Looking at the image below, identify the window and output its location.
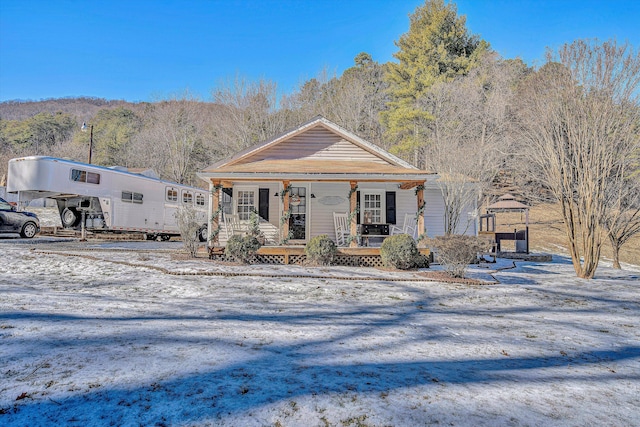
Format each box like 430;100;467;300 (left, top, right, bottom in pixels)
236;189;256;221
182;191;193;205
70;168;100;185
122;191;143;204
166;187;178;202
196;193;206;206
362;192;383;224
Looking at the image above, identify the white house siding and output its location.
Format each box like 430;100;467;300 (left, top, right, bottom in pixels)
308;182;427;243
423;187;478;237
308;182;351;241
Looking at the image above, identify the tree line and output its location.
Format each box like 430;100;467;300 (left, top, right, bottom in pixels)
1;0;638;278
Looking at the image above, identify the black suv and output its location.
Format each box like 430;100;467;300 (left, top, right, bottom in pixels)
0;197;40;238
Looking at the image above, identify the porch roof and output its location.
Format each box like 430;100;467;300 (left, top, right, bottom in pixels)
198;159;435;182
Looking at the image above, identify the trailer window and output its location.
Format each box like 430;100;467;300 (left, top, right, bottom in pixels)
71;168;101;185
196;193;206;206
182;191;193;204
122;191;143;204
166;187;178;202
133;193;143;204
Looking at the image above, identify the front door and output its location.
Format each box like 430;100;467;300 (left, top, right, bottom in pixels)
288;186;307;241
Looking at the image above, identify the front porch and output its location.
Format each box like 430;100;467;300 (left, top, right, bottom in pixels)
209;245;431;267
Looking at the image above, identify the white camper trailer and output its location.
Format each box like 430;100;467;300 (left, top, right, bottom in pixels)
7;156;209;241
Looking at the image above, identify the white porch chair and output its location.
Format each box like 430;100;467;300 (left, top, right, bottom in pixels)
224;213;244;239
390;213;418;239
333;212;350;247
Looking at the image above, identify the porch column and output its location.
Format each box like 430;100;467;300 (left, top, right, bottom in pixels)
416;183;425;240
349;181;358;247
209;179;221;248
281;180;290;243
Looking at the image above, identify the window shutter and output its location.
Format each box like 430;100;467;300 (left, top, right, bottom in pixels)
259;188;269;221
386;192;396;224
356;191;361;224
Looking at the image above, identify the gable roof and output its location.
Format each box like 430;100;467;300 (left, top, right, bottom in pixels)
198;117;437;184
203;116;426;175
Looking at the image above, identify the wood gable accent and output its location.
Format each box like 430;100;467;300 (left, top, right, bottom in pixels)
205;117;418;172
233;125;388;166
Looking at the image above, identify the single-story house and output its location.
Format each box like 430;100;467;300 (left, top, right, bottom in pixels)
197;116;477;263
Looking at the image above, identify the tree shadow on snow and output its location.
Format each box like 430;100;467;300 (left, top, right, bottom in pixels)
3;284;639;426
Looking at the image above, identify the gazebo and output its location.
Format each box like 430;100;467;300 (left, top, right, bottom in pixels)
479;193;530;254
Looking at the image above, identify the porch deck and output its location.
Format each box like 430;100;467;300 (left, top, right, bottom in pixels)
209;245;431;267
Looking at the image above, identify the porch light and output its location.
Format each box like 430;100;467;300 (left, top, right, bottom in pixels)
81;122;94;164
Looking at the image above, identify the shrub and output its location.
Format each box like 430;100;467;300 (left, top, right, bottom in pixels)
247;209;266;244
414;252;431;269
427;235;490;278
176;204;201;258
225;234;261;264
305;234;337;266
380;234;420;270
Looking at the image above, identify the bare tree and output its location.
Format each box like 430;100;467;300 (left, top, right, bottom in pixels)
419;53;518;234
603;172;640;269
210;76;289;156
282;56;389;147
134;91;209;185
176;203;202;258
515;39;640;279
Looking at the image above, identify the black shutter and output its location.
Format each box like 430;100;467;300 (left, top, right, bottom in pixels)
259;188;269;221
356;191;361;224
386;192;396;224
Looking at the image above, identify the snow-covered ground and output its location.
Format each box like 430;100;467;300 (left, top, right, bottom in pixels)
0;237;639;427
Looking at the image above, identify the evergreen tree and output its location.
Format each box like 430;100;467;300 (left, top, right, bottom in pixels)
80;107;142;166
381;0;488;165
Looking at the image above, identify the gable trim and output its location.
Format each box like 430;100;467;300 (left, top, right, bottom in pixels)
206;116;417;172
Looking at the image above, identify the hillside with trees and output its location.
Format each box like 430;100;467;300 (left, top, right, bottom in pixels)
1;0;638;277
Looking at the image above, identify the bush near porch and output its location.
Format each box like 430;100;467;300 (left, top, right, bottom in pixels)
380;234;429;270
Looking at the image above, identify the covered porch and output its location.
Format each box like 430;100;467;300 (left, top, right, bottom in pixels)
203;175;431;247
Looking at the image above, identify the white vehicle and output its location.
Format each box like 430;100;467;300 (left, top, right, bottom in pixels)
6;156;209;241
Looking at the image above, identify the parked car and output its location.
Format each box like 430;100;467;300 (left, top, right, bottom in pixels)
0;197;40;238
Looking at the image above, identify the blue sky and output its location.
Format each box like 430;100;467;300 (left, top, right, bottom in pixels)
1;0;638;103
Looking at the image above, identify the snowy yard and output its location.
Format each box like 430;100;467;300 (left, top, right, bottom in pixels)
1;238;639;426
